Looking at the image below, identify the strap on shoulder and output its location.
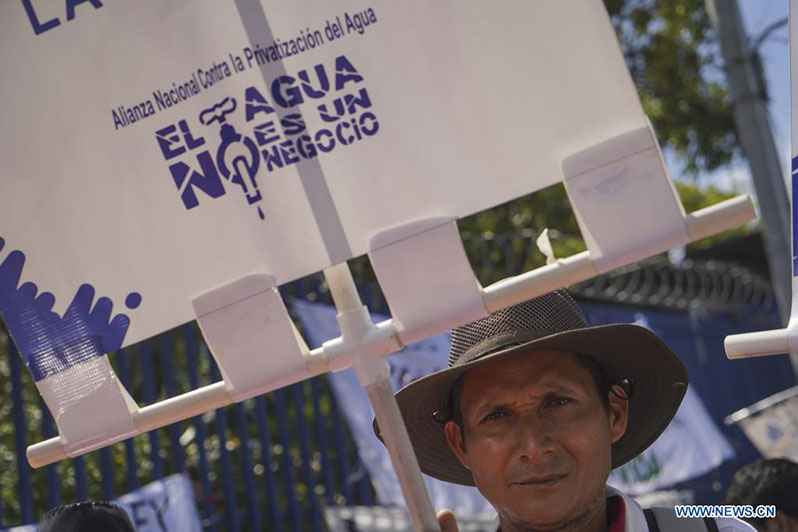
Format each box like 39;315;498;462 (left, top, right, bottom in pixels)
644;508;661;532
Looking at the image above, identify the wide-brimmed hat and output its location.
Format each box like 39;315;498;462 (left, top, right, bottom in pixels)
375;290;688;486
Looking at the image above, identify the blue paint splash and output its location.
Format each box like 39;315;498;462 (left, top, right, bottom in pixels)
0;237;141;381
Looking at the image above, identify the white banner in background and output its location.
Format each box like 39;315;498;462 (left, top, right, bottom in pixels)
293;300;495;517
607;313;734;495
0;1;647;368
2;473;201;532
608;386;735;495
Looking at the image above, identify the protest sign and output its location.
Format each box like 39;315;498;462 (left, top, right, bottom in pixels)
0;1;643;356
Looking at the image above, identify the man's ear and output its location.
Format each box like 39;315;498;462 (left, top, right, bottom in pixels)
607;384;629;444
443;421;470;470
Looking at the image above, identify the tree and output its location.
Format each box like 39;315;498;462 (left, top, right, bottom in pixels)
604;0;739;174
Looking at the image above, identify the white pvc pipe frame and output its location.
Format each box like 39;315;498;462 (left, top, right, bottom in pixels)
725;328;794;359
27;195;755;471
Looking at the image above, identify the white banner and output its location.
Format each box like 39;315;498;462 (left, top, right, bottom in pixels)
0;1;647;378
292;300;495;517
608;386;735;495
607;313;734;495
2;473;201;532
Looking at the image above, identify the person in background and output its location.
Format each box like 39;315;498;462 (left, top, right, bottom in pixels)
725;458;798;532
39;501;135;532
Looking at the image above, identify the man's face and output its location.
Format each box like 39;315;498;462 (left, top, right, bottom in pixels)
444;349;628;531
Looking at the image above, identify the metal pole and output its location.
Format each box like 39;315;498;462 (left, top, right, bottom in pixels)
706;0;798;377
323;262;440;532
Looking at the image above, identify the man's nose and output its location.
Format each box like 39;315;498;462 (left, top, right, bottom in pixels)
512;412;557;462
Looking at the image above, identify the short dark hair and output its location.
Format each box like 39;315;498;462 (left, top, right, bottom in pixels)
448;352;622;433
725;458;798;529
40;501;135;532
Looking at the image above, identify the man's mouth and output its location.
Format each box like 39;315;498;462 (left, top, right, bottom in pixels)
513;474;566;487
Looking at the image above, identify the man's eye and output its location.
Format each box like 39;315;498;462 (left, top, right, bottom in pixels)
482;410;506;422
547;397;572;407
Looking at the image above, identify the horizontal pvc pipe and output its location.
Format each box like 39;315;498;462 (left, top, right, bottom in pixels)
27;382;233;468
135;382;232;432
684;195;756;242
483;251;596;313
725;328;791;359
484;194;756;314
27;324;403;469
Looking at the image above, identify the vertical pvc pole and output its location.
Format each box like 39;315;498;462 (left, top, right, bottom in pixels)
789;0;798;360
322;263;440;532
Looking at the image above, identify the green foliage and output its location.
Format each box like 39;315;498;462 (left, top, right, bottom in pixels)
458;184;585;286
605;0;739;174
457;180;747;286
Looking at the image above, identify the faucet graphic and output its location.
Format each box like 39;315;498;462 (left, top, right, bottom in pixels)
200;97;265;220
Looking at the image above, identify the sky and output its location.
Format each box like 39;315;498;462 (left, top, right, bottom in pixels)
699;0;790;193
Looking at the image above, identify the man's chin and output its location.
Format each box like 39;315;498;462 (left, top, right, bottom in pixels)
497;484;605;532
499;511;578;532
498;495;577;530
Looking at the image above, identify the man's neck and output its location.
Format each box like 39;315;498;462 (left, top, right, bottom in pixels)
497;488;609;532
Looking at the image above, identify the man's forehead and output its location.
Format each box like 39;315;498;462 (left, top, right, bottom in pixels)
460;349;595;397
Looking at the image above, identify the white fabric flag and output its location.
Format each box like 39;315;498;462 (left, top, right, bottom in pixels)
607;385;735;495
607;313;734;495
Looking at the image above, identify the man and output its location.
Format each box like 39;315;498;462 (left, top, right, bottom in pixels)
725;458;798;531
377;290;754;532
